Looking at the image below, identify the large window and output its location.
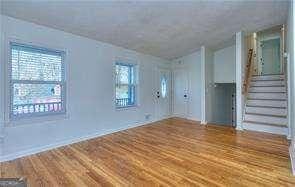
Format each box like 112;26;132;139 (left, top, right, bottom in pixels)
115;62;137;108
9;43;66;119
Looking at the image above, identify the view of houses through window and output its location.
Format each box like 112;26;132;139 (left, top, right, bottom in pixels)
115;63;136;108
10;43;65;118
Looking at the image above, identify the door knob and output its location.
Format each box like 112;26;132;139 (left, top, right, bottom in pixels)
184;94;187;98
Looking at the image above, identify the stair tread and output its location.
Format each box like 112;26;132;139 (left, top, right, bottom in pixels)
247;98;286;101
252;79;284;81
252;74;284;76
245;73;288;130
243;120;287;127
248;98;287;101
246;105;287;109
250;85;285;87
245;112;287;118
248;91;286;93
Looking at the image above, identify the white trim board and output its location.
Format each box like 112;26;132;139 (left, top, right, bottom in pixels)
201;46;206;124
235;31;245;131
0;118;166;162
289;144;295;175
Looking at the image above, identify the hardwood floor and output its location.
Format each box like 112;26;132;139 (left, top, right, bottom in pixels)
1;118;295;186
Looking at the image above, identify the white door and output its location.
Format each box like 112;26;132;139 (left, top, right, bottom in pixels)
155;68;171;119
173;69;188;118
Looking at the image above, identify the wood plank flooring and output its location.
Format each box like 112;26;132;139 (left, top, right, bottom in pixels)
1;118;295;186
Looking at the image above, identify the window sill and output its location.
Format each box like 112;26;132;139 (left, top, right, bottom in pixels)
115;105;139;111
5;112;69;127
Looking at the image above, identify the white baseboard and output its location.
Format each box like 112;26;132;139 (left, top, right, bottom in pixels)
0;118;166;162
185;117;200;123
235;126;243;131
289;142;295;175
170;115;201;123
201;120;207;125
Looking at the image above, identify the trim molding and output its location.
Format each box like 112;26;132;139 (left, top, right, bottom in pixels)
0;118;165;162
236;126;244;131
201;120;207;125
289;142;295;175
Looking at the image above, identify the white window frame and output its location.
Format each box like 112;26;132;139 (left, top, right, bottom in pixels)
8;42;67;121
115;61;138;109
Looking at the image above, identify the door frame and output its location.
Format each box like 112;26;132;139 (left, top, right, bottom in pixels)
155;67;172;120
257;34;282;75
171;68;189;119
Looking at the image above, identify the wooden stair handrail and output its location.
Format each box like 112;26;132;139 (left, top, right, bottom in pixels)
243;49;254;95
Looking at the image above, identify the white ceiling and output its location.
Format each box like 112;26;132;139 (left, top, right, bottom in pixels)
1;1;289;60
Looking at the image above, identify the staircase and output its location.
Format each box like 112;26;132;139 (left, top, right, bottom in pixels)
243;74;288;135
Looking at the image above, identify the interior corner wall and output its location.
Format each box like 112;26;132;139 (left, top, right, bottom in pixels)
287;0;295;166
0;15;171;161
0;14;4;156
292;0;295;142
287;1;294;140
213;45;236;83
211;45;236;126
211;83;236;125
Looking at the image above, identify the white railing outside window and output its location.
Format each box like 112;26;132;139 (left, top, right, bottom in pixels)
115;62;137;108
9;42;66;119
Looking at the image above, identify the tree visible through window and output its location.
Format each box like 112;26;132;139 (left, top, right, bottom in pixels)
10;43;66;119
115;63;137;108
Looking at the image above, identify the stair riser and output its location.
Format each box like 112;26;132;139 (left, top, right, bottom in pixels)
247;100;287;107
248;93;286;100
251;80;285;87
245;107;287;116
252;75;284;81
243;122;288;135
244;114;287;125
249;86;285;93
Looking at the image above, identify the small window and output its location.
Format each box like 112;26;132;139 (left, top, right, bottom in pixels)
115;62;137;108
161;76;167;98
9;43;66;119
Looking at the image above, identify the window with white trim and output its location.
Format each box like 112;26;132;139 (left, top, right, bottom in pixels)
9;42;66;119
115;62;137;108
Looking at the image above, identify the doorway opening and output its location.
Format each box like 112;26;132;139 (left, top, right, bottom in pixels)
256;25;284;75
211;83;236;127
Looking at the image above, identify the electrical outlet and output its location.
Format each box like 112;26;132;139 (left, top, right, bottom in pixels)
145;114;151;120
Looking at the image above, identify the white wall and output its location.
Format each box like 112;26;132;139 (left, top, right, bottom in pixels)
171;51;202;121
204;47;215;123
214;45;236;83
287;0;295;174
0;13;4;156
0;15;171;160
210;45;236;126
171;46;234;125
